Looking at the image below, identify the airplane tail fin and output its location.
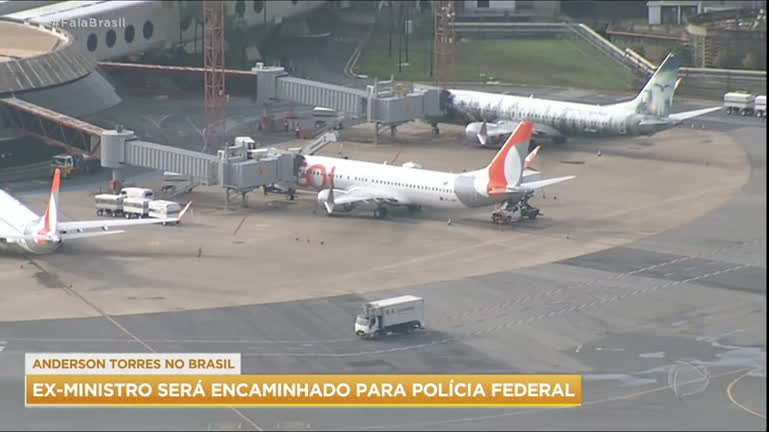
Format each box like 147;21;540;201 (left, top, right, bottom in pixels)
485;121;531;196
626;52;682;118
34;168;61;243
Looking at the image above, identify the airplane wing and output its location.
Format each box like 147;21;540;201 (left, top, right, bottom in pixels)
57;202;191;233
668;106;722;122
1;230;126;243
59;230;126;241
330;187;404;206
505;176;575;193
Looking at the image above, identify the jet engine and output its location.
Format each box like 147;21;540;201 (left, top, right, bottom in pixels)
317;189;354;214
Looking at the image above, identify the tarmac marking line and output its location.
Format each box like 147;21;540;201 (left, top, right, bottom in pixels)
233;214;249;236
343;368;752;431
726;370;767;420
25;259;265;432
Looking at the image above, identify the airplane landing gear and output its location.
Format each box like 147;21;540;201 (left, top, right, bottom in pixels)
407;205;422;213
519;191;541;220
491;193;541;224
431;124;440;136
374;206;388;219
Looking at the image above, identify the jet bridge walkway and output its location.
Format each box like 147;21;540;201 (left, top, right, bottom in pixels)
253;63;442;142
0;96;300;206
95;62;442;143
100;128;299;207
0;97;104;156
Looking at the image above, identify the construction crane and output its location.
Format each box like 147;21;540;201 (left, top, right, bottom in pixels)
203;0;226;154
433;0;456;89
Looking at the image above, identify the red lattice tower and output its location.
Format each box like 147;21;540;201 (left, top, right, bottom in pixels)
203;0;226;154
433;0;456;89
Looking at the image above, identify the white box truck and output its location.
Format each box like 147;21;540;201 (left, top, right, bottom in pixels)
149;200;182;225
94;194;124;217
354;295;424;339
754;95;766;119
723;92;755;116
123;197;151;219
120;187;154;200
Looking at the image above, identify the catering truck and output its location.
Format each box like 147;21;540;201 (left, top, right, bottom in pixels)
354;295;424;339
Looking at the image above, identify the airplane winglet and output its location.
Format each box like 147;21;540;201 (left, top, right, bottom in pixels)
477;121;488;146
524;145;541;169
177;201;192;221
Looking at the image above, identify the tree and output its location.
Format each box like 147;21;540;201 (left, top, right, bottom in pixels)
713;50;735;69
674;45;692;67
742;50;766;70
224;13;248;69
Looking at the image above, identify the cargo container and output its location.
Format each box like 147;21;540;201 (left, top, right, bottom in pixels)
94;194;124;217
123;197;151;219
723;92;755;116
149;200;182;225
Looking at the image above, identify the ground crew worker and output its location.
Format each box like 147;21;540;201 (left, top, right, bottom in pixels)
295;124;301;138
283;118;289;132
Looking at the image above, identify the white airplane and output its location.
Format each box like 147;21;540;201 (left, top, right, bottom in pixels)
294;120;574;220
0;169;191;255
425;52;721;148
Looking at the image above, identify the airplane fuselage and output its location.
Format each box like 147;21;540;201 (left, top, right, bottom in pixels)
296;155;522;210
445;89;667;139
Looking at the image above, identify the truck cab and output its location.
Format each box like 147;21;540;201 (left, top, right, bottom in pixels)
51;154;99;178
354;314;378;337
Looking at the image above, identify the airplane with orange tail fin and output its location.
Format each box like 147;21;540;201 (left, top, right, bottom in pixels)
296;120;574;221
0;168;191;254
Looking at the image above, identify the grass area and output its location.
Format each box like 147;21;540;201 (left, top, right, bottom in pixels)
356;36;642;91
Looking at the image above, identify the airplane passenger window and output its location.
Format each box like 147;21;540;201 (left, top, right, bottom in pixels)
87;34;97;52
143;20;154;40
124;25;135;43
106;29;116;48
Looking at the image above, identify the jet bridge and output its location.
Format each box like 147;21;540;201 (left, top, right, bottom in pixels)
252;64;441;143
99;128;300;207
